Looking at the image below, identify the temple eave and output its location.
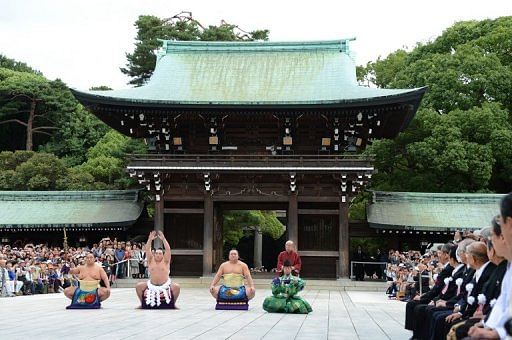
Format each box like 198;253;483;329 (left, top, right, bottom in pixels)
70;87;427;110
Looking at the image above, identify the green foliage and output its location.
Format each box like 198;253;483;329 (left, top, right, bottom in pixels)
75;130;146;188
0;151;68;190
86;130;146;159
89;86;113;91
0;150;35;169
40;105;110;166
0;55;41;75
348;192;371;220
0;68;77;151
0;131;146;190
55;167;96;191
359;16;512;193
0;67;49;97
368;103;509;192
223;210;285;246
358;50;409;88
79;155;124;185
350;238;389;256
121;13;269;86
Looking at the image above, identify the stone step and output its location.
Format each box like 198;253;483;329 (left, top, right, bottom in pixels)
112;277;387;291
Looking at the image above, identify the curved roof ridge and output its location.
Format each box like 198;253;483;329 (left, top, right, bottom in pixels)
368;190;504;230
0;190;140;202
158;38;355;47
371;190;505;201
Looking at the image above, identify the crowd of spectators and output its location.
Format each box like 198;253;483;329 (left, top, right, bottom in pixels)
0;237;148;297
403;193;512;339
384;230;491;302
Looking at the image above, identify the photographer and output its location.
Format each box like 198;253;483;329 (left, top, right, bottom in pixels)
15;260;31;295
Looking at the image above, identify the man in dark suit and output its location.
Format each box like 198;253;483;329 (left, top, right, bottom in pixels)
454;220;508;339
438;242;496;339
466;194;512;339
352;245;366;281
425;239;476;340
405;243;455;337
421;244;466;340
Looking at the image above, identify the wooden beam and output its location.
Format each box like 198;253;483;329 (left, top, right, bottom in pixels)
339;201;349;278
298;209;339;215
172;249;203;255
213;195;289;202
203;193;214;276
164;196;204;201
164;208;204;214
297;196;340;202
298;251;339;257
288;194;298;247
216;202;287;211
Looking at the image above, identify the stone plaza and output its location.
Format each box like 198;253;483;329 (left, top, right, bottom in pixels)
0;287;410;339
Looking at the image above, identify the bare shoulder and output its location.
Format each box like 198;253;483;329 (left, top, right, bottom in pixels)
239;261;249;270
219;262;227;271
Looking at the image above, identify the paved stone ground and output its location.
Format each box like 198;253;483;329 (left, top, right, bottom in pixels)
0;288;411;339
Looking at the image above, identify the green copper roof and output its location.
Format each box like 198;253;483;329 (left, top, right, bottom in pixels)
0;190;143;228
73;39;425;105
367;191;504;231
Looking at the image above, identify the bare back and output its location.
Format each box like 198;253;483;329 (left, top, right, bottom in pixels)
148;258;170;285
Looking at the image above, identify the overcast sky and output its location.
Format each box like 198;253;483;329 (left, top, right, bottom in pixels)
0;0;510;90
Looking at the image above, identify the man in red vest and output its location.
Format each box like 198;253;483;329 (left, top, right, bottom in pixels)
276;240;302;276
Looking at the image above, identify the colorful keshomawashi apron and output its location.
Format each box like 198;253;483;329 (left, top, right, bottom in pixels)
262;275;312;314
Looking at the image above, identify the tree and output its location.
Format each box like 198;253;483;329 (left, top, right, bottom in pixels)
121;12;269;86
359;17;512;193
0;151;68;190
56;167;97;191
0;54;41;75
89;86;113;91
77;130;146;188
86;129;146;159
40;105;110;166
223;210;285;246
0;68;76;151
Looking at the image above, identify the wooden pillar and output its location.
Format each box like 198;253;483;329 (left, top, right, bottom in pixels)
339;201;349;278
253;230;263;268
203;193;214;276
213;206;223;271
288;194;298;247
154;198;164;249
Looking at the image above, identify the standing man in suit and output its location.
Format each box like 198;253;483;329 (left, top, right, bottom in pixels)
353;245;366;281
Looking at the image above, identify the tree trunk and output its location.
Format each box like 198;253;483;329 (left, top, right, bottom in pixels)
25;100;36;151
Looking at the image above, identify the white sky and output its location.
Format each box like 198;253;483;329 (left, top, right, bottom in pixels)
0;0;510;90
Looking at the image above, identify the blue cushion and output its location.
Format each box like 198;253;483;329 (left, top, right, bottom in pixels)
66;288;101;309
218;285;247;302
